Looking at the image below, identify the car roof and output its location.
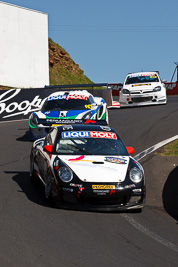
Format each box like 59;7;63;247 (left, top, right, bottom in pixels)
47;90;92;98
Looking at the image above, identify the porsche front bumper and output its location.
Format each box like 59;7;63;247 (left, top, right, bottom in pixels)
52;185;146;212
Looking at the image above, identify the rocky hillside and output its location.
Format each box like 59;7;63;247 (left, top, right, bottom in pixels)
49;38;93;85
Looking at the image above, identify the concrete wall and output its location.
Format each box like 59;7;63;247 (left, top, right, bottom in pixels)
0;1;49;88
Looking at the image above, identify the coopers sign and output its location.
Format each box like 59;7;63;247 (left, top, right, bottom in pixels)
0;88;58;121
0;89;43;119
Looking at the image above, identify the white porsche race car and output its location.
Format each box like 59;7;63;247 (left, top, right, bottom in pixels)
30;124;146;211
119;71;167;107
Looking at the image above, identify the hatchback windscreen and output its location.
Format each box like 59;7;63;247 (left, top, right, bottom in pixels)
54;131;128;156
125;74;159;85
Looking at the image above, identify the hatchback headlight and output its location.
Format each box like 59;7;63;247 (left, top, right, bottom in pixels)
153;86;161;92
129;167;143;183
58;167;73;182
122;89;130;94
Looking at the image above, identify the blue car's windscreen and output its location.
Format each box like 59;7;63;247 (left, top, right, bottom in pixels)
41;98;92;112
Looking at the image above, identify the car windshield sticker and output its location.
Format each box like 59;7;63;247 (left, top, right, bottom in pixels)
129;73;157;78
104;157;127;164
47;95;67;101
67;95;87;100
62;131;117;139
47;94;87;101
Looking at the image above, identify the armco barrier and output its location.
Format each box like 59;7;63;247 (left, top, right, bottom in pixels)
0;86;113;122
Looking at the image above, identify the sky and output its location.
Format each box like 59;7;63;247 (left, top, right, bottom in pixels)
1;0;178;83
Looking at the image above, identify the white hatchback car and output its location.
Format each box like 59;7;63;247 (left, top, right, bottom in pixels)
119;71;167;107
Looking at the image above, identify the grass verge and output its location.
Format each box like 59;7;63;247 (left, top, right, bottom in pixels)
156;139;178;156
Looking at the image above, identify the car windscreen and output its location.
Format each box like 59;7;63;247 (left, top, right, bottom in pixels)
41;96;92;112
125;74;159;85
54;131;129;156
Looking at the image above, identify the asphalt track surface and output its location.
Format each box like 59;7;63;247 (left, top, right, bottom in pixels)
0;96;178;266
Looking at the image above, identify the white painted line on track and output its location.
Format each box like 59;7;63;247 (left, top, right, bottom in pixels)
121;214;178;252
135;135;178;161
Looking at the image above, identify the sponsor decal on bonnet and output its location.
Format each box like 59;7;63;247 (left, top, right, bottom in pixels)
104;157;127;164
132;84;151;87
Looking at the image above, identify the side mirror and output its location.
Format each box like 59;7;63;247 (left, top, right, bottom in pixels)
126;146;135;155
43;145;53;153
162;79;167;83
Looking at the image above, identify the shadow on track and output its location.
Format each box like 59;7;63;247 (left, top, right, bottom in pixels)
5;170;143;214
5;170;54;208
16;130;30;142
162;166;178;222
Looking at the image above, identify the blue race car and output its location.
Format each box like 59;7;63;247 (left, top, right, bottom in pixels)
29;90;108;140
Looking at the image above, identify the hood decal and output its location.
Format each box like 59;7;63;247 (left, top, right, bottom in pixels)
132;83;151;87
42;111;60;117
59;155;129;183
68;155;85;162
104;156;128;164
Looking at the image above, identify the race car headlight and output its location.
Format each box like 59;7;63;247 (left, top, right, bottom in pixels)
122;89;130;94
83;111;92;120
129;167;143;183
58;166;73;183
153;86;161;92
